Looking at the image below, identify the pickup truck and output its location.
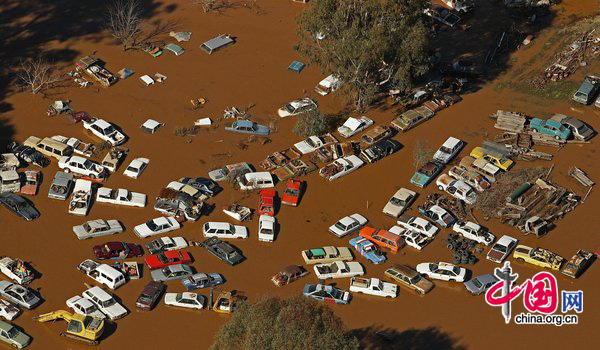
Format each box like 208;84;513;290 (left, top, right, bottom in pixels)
319;155;364;181
0;257;34;285
349;277;397;298
76;56;118;87
68;179;93;216
448;166;490;192
310;142;359;164
436;174;477;205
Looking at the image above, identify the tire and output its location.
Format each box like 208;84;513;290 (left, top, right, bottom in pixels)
461;256;470;265
453;256;461;264
468;255;477;265
447;243;455;250
461;251;469;259
63;168;70;173
89;174;96;179
461;241;468;249
531;129;537;133
438;185;444;191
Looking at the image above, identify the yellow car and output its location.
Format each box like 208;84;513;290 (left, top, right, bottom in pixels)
469;147;513;171
513;245;563;270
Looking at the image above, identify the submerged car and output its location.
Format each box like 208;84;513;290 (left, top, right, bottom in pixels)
513;245;563;270
360;139;401;163
348;237;386;264
182;273;224;290
135;281;165;311
83;118;126;146
0;281;41;309
271;265;308;287
464;274;499;295
301;246;353;265
199;237;245;266
134;217;181;238
359;227;405;254
225;120;270;135
303;284;350;304
418;204;455;228
337;116;373;138
530;118;571;140
433;137;464;164
73;219;123;240
382;188;417;217
164;292;206;310
0;320;31;349
146;236;188;254
58;155;105;178
486;235;518;264
0;194;39;221
93;241;143;260
151;264;194;282
123;157;149;179
384;264;434;295
178;177;221;197
452;221;495;245
144;250;192;269
410;161;444;188
277;98;317;118
328;213;368;238
550;114;595;141
416;262;467;282
281;178;303;206
561;250;595;278
469;147;513;171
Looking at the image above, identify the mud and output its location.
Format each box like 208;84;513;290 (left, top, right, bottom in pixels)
1;0;599;349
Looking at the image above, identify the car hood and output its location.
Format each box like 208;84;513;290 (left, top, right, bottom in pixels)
433;151;451;163
21;205;40;220
93;246;109;258
164;293;177;304
410;173;429;187
464;280;481;294
487;249;505;262
11;332;31;347
383;202;402;216
126;243;143;257
208;169;227;182
415;278;434;293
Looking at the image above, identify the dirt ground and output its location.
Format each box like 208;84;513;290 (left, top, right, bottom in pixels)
1;0;599;349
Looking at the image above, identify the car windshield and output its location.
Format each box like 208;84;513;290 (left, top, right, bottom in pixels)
83;160;94;169
576;124;589;133
101;298;115;307
306;138;318;147
146;220;158;231
284;188;298;196
494;244;507;253
439;146;452;154
83;223;91;231
103;125;116;135
22;292;35;302
284;104;295;113
127;166;137;172
6;327;18;338
157;254;169;263
334;222;347;230
390;197;404;206
471;279;482;288
410;275;422;284
329;288;343;299
452;267;461;275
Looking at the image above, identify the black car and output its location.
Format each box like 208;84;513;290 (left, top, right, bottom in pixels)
179;177;222;197
0;193;40;221
200;237;245;266
135;281;165;311
7;143;50;168
359;139;402;163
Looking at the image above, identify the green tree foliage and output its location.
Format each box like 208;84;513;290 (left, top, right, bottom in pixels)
293;109;332;138
296;0;430;110
210;295;359;350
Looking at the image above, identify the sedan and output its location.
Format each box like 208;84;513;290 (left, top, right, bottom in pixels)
0;299;20;321
464;274;499;295
202;222;248;239
72;219;123;240
58;155;105;179
281;178;303;206
389;227;430;250
178;177;221;197
277;98;317;118
0;320;31;349
486;235;518;263
0;194;39;221
0;281;41;309
452;221;495;245
135;281;165;311
134;217;181;238
382;188;417;217
416;262;467;282
337;116;373;138
144;250;192;269
164;292;206;310
123;157;149;179
396;216;439;237
66;295;106;319
96;188;146;207
151;264;194;282
328;214;368;238
83;118;126;146
93;242;143;260
314;261;364;280
182;273;224;291
303;284;350;304
418;205;456;228
146;236;188;254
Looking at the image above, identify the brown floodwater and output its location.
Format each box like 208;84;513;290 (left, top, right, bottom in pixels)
1;0;598;349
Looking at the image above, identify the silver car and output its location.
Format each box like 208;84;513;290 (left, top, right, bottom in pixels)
0;281;41;309
73;219;124;240
151;264;193;282
464;274;499;295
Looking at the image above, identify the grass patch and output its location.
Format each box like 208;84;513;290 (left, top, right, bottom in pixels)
511;80;578;100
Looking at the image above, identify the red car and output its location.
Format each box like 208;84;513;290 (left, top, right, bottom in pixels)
258;189;276;216
93;241;143;260
281;178;303;206
144;250;192;269
19;170;40;196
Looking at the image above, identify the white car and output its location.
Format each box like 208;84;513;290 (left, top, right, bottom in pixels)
389;226;430;250
72;219;123;240
277;98;318;118
66;295;106;319
134;217;181;238
82;286;128;320
166;181;200;198
396;216;439;237
123;158;149;179
58;156;105;179
349;277;397;298
337;116;373;138
164;292;206;310
258;215;276;242
96;187;146;207
416;262;467;282
328;213;368;238
0;299;20;321
294;136;333;154
313;261;364;280
202;222;248;239
68;179;93;216
486;235;518;263
452;221;495;245
436;174;477;205
382;188;417;217
433;137;464;164
83;118;126;146
319;155;364;181
146;236;188;254
237;172;274;191
315;74;342;96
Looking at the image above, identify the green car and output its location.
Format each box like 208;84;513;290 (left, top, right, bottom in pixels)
0;321;31;348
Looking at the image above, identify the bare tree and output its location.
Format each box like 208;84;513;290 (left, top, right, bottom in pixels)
413;140;433;170
107;0;142;51
15;58;64;95
192;0;233;13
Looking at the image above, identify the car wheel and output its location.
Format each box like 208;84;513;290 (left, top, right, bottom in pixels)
89;174;96;179
554;135;560;140
438;185;444;191
64;168;70;173
517;258;524;262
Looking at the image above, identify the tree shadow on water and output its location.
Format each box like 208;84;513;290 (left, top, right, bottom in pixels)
350;325;467;350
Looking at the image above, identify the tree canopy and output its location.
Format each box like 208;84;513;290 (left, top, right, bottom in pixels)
210;295;359;350
296;0;431;110
293;109;332;138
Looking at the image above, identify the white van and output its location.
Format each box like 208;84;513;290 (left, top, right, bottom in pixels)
78;259;126;290
238;172;275;190
24;136;73;160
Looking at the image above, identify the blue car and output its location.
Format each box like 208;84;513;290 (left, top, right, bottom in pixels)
349;237;386;264
181;272;224;291
530;118;571;140
410;161;443;188
303;284;350;304
224;120;270;135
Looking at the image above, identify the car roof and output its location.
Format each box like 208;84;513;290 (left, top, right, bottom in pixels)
94;119;112;129
202;34;234;50
153;217;171;226
282;265;303;274
87;219;108;229
236;120;255;128
388;264;419;278
206;222;233;230
130;158;147;167
0;320;14;332
442;137;461;148
86;286;112;300
475;274;498;284
497;235;517;245
394;188;415;200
